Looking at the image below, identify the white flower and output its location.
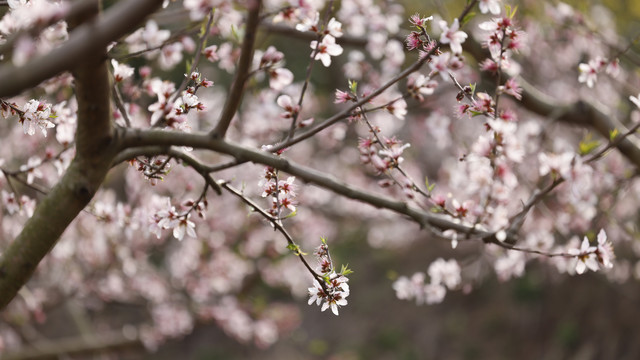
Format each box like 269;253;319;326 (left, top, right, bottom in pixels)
595;229;614;269
173;215;196;241
308;273;350;316
20;156;43;184
310;35;343;67
428;258;461;289
393;272;426;304
295;11;319;32
439;19;467;54
326;17;343;38
630;93;640;109
385;98;407;120
424;283;446;304
22;99;54;137
569;238;598;275
111;59;134;82
269;68;293;91
578;58;604;88
479;0;501;15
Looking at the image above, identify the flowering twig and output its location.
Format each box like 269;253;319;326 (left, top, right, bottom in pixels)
285;0;336;141
168;11;215;105
219;181;329;293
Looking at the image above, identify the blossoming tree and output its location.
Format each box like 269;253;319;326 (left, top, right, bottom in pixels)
0;0;638;355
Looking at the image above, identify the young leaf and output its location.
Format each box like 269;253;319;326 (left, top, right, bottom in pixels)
609;128;619;141
578;133;600;155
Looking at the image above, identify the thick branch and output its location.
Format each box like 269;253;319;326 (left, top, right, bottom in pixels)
0;1;152;309
0;331;141;360
211;0;262;138
0;0;164;98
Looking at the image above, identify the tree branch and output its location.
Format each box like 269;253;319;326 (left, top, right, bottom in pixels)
0;0;159;310
0;331;141;360
210;0;262;138
118;129;505;241
0;0;164;98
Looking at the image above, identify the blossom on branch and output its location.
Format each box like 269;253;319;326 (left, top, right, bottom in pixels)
310;35;343;67
439;19;467;54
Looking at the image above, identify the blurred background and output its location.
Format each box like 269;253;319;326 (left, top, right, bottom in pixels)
2;0;640;359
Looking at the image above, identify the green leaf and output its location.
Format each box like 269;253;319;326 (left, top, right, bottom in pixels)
609;128;619;141
340;264;354;276
428;183;436;192
230;24;240;43
578;133;600;155
284;210;297;219
509;5;519;18
349;80;358;94
462;12;476;25
199;20;207;37
287;243;299;252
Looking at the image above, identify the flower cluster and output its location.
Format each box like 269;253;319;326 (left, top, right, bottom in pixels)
568;229;614;274
131;156;172;185
478;12;525;71
259;166;297;217
358;136;411;174
578;57;619;88
392;258;461;305
257;46;294;91
19;100;54;137
307;239;351;316
149;198;198;241
406;73;438;102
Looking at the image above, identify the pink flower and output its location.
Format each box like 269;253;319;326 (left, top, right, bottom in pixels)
276;95;300;118
439;19;468;54
204;45;219;62
334;89;353;103
409;13;433;28
405;32;423;51
429;52;452;80
310;35;343;67
501;78;522;100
